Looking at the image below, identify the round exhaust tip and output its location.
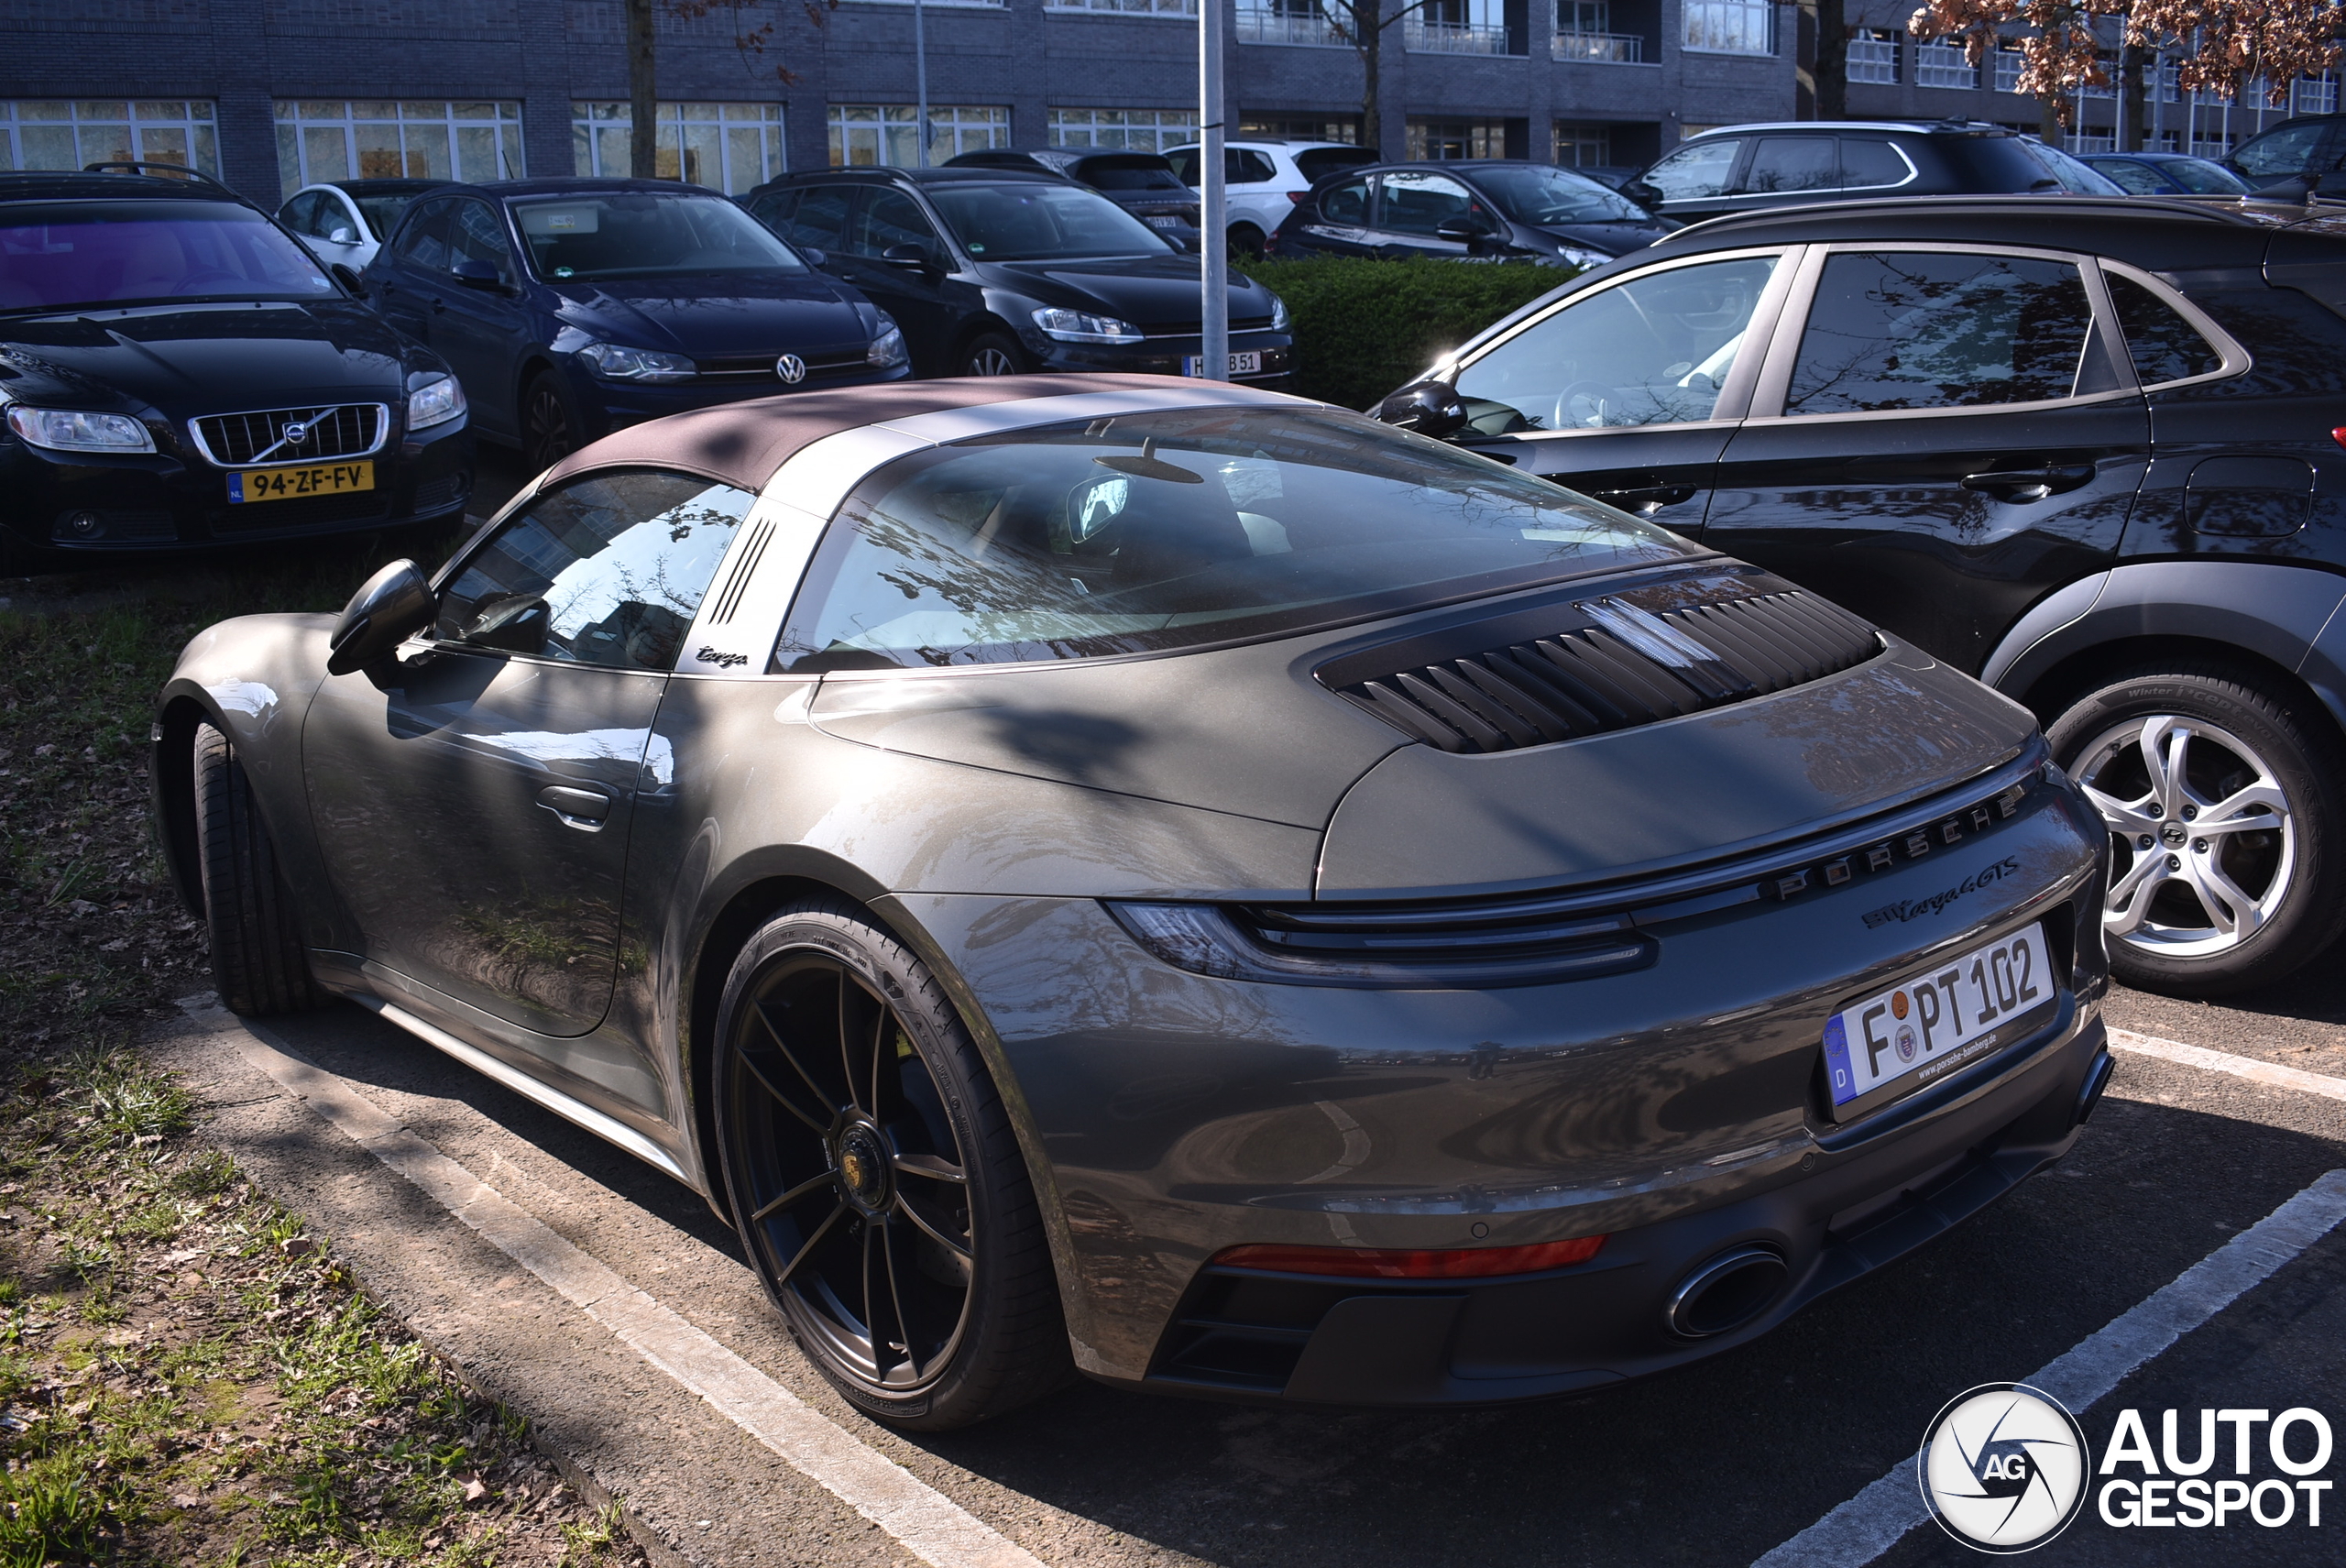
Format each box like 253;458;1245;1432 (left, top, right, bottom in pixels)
1666;1245;1789;1338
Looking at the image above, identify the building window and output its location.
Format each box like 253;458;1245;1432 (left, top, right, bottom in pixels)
1554;0;1644;62
1238;113;1360;143
1046;0;1195;13
1994;42;2023;94
575;102;784;193
1407;118;1515;160
1236;0;1349;47
827;104;1009;167
1848;29;1901;84
0;100;218;178
1553;122;1613;165
1683;0;1773;55
2296;74;2339;116
277;101;521;197
1915;41;1979;90
1047;108;1200;152
1408;0;1520;56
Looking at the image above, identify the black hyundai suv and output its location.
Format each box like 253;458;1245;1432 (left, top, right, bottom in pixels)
0;165;473;570
1373;193;2346;998
1619;121;2122;225
740;166;1292;384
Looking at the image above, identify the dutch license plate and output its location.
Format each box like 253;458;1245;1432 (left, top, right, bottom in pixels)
227;460;374;504
1820;922;2053;1120
1183;350;1264;378
1145;214;1183;229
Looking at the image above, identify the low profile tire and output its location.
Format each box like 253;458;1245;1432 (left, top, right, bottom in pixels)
711;901;1070;1430
2046;660;2346;997
193;722;325;1016
956;332;1027;378
521;370;579;470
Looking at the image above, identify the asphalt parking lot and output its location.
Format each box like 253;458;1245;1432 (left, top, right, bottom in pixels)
144;966;2346;1568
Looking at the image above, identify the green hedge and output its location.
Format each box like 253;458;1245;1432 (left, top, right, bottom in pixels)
1238;257;1573;411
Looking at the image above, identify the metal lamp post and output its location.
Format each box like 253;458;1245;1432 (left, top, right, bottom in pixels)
915;0;930;167
1199;0;1228;380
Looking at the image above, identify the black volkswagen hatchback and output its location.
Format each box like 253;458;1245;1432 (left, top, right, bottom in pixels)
741;167;1293;384
1266;159;1672;267
364;178;911;468
1373;193;2346;998
942;148;1202;251
0;166;472;570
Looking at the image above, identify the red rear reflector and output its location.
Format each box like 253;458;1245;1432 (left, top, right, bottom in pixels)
2331;427;2346;451
1212;1234;1606;1278
1287;191;1310;204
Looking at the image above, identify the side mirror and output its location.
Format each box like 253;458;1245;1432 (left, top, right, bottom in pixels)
1435;215;1496;241
331;262;367;296
1375;381;1469;440
450;257;506;291
326;560;436;676
1621;180;1663;211
797;246;828;269
882;242;935;272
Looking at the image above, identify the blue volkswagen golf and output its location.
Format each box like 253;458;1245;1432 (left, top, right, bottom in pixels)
363;178;911;467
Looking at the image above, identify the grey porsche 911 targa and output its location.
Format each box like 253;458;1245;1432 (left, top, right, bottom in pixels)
154;373;2113;1430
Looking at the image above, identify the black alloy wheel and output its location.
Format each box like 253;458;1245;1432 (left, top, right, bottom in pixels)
958;332;1026;377
2046;659;2346;997
522;371;577;470
1228;224;1266;260
712;902;1069;1429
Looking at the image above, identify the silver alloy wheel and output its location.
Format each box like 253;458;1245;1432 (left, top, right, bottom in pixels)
966;345;1019;376
2073;713;2297;960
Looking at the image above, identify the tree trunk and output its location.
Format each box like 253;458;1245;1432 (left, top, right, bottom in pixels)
1813;0;1847;121
627;0;659;180
2120;41;2146;151
1358;4;1383;154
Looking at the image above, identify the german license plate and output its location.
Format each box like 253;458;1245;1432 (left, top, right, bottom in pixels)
1820;922;2053;1120
227;460;374;504
1145;214;1183;229
1183;350;1263;378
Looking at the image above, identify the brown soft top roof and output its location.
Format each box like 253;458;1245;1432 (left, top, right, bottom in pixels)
539;373;1215;494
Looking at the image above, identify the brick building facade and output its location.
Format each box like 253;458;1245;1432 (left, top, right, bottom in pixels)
2;0;1797;201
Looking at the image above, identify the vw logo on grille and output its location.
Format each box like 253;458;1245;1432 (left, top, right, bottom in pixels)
775;354;807;385
281;420;312;446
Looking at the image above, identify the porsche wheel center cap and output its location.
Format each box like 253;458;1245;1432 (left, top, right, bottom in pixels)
836;1124;891;1211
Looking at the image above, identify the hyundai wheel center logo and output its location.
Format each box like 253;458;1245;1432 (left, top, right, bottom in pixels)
1920;1383;2092;1552
775;353;806;384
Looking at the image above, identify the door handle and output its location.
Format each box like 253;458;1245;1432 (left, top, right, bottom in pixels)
536;784;612;829
1594;484;1700;510
427;296;445;313
1959;464;2096;498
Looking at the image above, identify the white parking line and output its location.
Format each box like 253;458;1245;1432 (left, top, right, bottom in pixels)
179;1002;1045;1568
2110;1026;2346;1103
1750;1168;2346;1568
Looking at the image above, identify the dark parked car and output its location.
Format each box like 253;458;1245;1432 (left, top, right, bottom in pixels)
1620;122;2122;225
1266;159;1671;267
364;178;910;468
2223;114;2346;193
1373;193;2346;996
943;148;1201;251
157;373;2109;1429
2080;152;2251;197
278;177;447;273
741;167;1292;383
0;164;472;570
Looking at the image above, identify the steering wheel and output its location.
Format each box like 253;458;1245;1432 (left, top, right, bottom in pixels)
465;594;549;653
1551;379;1623;430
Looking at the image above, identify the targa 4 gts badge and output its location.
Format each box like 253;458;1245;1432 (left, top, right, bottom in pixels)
1919;1384;2092;1552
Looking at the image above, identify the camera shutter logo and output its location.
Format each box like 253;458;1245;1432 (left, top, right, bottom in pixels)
775;353;807;384
1919;1383;2092;1552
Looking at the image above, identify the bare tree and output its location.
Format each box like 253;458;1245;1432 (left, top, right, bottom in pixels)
1315;0;1449;153
623;0;836;180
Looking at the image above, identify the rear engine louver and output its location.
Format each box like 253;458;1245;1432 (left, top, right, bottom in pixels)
1328;587;1881;755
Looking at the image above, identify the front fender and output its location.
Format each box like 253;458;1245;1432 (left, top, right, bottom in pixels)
150;613;337;933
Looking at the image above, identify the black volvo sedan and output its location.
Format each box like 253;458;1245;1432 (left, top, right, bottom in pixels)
741;167;1292;383
156;374;2109;1430
0;166;472;570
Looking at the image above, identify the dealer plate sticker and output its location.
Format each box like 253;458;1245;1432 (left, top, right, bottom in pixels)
1822;922;2051;1113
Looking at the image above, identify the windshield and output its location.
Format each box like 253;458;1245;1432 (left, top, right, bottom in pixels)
926;182;1171;260
774;407;1691;670
355;192;423;240
0;201;335;313
2019;139;2126;194
1473;164;1651;225
510;192;808;281
1076;157;1189;192
2165;158;2249;194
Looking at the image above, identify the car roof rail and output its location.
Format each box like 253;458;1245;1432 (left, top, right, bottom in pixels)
80;159;236;194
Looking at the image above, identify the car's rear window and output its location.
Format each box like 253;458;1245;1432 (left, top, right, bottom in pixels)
1295;147;1377;182
0;200;334;312
773;407;1694;671
1074;157;1189;192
